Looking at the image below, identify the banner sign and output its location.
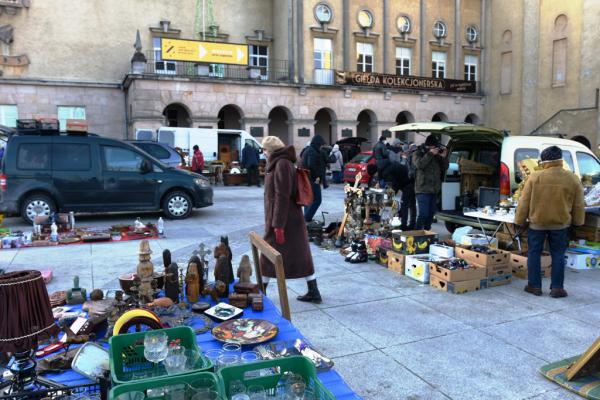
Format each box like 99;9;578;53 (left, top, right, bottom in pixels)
335;71;477;93
161;38;248;65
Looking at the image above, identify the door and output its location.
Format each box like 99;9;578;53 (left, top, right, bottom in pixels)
101;145;160;209
52;141;103;211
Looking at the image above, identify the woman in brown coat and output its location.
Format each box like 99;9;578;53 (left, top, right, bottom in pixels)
260;136;322;303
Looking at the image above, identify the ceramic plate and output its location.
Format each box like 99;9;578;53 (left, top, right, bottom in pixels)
212;318;278;344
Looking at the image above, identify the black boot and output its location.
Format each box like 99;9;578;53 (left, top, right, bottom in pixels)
262;282;268;293
297;279;322;304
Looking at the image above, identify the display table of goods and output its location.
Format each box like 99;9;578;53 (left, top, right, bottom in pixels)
23;288;359;400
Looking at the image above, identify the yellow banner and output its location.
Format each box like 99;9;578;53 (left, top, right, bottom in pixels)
161;38;248;65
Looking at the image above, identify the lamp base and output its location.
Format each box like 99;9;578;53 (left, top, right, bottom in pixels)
1;350;63;395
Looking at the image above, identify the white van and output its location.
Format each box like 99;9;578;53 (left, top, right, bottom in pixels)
136;128;263;164
389;122;600;232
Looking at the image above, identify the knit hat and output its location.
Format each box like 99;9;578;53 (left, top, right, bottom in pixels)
392;138;403;147
424;134;439;147
261;136;285;152
540;145;562;162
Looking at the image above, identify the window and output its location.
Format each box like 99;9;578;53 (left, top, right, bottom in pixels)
576;152;600;181
395;47;411;76
514;148;539;182
356;42;373;72
135;143;170;160
314;38;333;84
358;9;374;29
562;150;575;171
433;21;447;39
466;26;478;43
249;45;269;80
500;52;512;94
17;143;50;170
103;146;144;172
464;55;478;81
432;51;446;78
57;106;85;132
209;64;224;78
397;15;411;34
53;144;91;171
552;38;567;86
153;38;176;75
0;105;17;128
314;3;332;23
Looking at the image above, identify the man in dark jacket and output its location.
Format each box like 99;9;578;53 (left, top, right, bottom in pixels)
302;135;326;222
412;135;449;230
241;142;260;186
400;143;417;230
373;135;390;187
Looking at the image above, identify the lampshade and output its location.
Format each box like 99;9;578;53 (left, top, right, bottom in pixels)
0;270;56;353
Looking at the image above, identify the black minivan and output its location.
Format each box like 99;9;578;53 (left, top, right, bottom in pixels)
0;131;213;223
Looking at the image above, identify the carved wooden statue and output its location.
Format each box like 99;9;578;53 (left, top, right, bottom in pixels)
237;255;252;284
165;262;180;303
136;240;154;278
214;255;232;297
188;255;205;290
162;249;172;270
186;262;201;303
214;245;234;285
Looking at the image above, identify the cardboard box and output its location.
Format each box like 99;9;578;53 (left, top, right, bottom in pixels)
387;250;405;274
430;243;455;258
574;226;600;242
485;263;512;278
584;213;600;228
455;246;509;267
508;251;551;270
430;275;488;294
565;251;600;270
405;254;447;283
487;274;512;287
429;260;486;282
379;237;393;251
391;230;438;255
376;246;389;266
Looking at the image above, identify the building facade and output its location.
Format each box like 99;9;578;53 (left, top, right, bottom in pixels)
0;0;597;150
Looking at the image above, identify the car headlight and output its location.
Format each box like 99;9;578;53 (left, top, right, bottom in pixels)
194;178;210;187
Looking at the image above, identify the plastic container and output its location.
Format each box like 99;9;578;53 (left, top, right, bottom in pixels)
109;326;212;385
218;356;335;400
108;371;220;400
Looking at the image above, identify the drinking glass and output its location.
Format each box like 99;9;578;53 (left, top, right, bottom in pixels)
204;349;222;371
228;379;246;396
188;377;217;394
143;331;168;373
164;384;186;400
240;351;259;364
222;342;241;356
184;348;200;370
246;386;266;400
216;353;240;371
190;390;223;400
115;391;145;400
164;354;187;375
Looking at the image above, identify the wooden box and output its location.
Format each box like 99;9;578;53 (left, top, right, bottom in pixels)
386;250;405;274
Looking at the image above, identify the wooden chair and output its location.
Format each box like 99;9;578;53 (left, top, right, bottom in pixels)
249;231;291;321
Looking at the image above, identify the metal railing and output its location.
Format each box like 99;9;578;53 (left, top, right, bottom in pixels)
144;53;290;83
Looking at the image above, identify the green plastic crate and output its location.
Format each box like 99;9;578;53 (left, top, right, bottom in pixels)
109;371;220;400
218;356;335;400
109;326;212;385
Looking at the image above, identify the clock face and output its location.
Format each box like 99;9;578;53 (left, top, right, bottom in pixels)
358;10;373;28
315;3;332;23
397;15;411;33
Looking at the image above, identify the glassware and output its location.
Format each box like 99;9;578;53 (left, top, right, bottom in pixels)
240;351;259;364
204;349;222;371
115;391;145;400
164;354;187;375
164;384;187;400
190;390;223;400
246;386;266;400
143;331;168;372
217;353;239;371
222;342;241;356
184;348;200;370
228;379;246;397
189;377;217;394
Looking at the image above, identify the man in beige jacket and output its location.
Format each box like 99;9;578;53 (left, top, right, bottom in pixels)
515;145;585;298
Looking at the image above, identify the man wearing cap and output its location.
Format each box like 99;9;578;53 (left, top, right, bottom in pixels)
515;145;585;298
412;134;449;230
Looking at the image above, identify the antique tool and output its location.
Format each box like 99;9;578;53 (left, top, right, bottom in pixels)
66;276;86;305
336;173;363;247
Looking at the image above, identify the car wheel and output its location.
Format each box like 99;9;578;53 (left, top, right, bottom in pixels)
21;194;56;224
162;191;192;219
444;221;457;234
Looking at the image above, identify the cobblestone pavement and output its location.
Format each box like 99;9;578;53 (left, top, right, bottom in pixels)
1;184;596;399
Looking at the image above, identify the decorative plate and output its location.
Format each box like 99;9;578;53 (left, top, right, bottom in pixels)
212;318;279;344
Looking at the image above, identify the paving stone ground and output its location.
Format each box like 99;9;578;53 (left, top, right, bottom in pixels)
2;184;597;399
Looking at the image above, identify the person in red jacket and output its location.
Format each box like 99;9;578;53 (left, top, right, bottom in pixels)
191;145;204;174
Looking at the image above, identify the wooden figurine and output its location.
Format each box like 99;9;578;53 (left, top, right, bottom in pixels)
215;255;233;296
188;255;205;290
237;255;252;284
162;249;172;270
165;262;180;303
186;262;201;303
66;276;86;305
214;237;234;283
136;240;154;278
202;281;227;302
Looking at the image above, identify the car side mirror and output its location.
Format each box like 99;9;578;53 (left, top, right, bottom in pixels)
140;159;152;174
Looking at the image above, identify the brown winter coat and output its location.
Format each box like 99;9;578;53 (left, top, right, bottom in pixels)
261;146;315;279
515;160;585;229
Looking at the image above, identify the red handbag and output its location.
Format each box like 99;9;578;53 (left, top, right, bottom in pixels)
296;168;314;206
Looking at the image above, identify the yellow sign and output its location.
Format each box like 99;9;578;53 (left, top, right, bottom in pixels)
161;38;249;65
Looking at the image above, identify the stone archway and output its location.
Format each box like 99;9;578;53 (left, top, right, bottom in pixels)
314;108;337;145
163;103;192;127
464;113;481;124
357;109;377;151
268;106;293;145
218;104;244;129
572;135;592;149
432;112;448;122
395;111;415;141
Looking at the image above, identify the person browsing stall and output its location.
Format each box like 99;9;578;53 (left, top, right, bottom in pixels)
191;145;204;174
302;135;327;223
515;145;585;298
241;142;260;187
